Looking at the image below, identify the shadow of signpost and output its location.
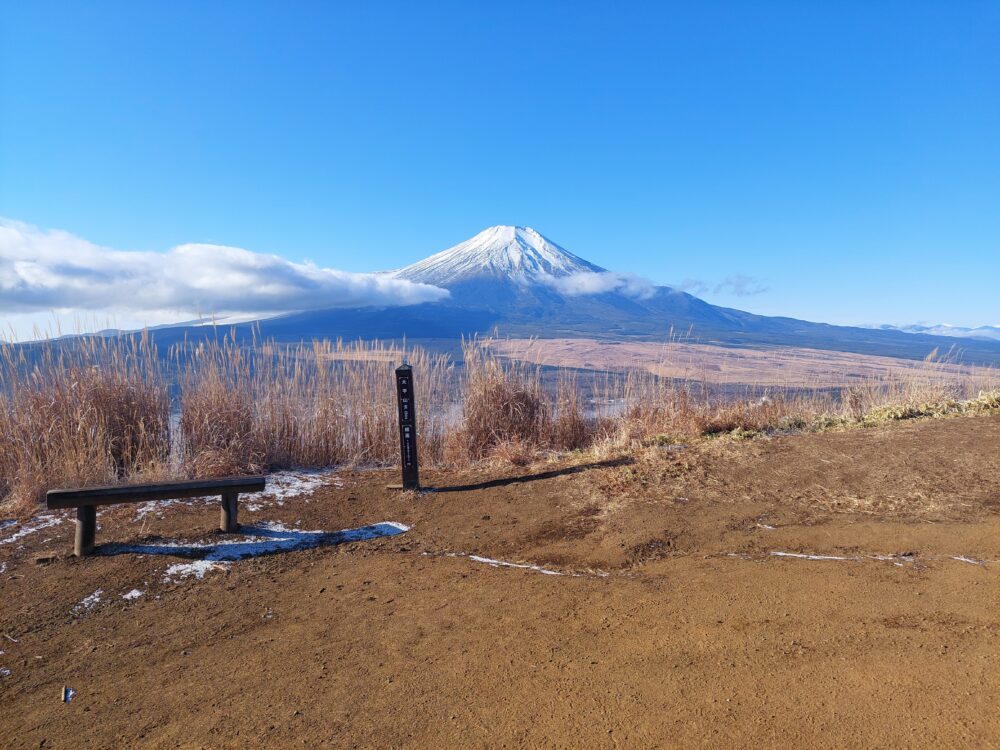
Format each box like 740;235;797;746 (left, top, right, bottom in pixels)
425;456;633;493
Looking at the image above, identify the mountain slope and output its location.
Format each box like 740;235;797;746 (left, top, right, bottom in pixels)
92;225;1000;366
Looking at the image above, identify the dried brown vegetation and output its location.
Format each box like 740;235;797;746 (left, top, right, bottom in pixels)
0;335;170;512
1;332;998;516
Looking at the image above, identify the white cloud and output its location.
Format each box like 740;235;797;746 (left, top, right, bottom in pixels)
0;218;449;326
679;274;769;298
539;271;657;299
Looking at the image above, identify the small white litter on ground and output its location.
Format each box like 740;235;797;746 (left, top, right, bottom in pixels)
1;668;11;678
62;686;75;702
468;554;565;576
121;589;144;600
73;589;103;613
0;515;63;546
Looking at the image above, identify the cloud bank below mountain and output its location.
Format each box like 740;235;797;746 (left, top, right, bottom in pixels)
539;270;657;299
0;219;449;325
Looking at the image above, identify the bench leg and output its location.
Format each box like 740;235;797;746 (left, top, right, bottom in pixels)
75;505;96;557
220;491;238;533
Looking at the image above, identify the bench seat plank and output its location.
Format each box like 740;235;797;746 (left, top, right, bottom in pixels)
46;476;266;509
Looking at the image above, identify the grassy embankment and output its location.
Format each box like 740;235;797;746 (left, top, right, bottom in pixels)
1;332;997;516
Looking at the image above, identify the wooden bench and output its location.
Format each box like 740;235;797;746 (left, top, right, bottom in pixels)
46;476;267;557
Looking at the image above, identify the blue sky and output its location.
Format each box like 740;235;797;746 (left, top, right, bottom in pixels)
1;0;998;336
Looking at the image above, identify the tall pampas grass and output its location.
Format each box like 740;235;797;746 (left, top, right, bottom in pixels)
1;329;998;516
0;333;170;513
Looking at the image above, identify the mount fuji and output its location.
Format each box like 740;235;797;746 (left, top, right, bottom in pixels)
392;225;605;284
387;226;651;311
140;225;1000;365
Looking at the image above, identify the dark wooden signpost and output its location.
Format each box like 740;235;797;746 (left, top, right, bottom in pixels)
394;364;420;490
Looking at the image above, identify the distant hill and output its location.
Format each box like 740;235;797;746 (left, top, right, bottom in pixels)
873;323;1000;343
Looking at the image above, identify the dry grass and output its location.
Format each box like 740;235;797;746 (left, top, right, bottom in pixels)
176;336;456;474
461;339;550;460
0;334;170;513
2;332;999;516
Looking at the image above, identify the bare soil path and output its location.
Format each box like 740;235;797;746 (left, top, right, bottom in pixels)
2;415;999;748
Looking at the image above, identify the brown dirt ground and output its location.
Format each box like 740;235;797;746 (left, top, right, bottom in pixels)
2;414;999;749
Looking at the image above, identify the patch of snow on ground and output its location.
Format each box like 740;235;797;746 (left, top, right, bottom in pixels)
242;471;343;511
122;589;144;600
102;521;409;582
164;560;226;582
133;470;344;519
73;589;103;612
468;554;565;576
0;514;64;546
134;498;186;521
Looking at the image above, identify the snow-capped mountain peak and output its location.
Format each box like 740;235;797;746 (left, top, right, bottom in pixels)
392;225;605;286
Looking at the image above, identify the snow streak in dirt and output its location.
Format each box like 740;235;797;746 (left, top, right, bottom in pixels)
73;589;103;613
468;555;564;576
770;551;853;561
762;551;991;567
951;555;986;566
121;589;144;600
425;551;606;578
0;515;63;546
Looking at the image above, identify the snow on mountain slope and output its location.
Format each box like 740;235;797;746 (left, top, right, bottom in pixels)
391;226;605;285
